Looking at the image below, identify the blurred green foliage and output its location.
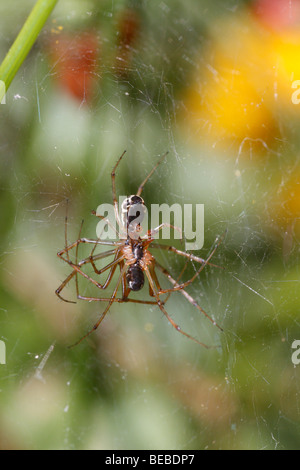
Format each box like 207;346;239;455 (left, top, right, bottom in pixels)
0;0;299;450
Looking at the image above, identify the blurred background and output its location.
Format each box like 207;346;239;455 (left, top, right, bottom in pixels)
0;0;299;450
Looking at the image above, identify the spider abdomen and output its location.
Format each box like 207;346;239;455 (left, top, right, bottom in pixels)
126;263;144;291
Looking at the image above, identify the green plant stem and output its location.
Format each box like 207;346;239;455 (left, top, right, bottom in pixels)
0;0;58;102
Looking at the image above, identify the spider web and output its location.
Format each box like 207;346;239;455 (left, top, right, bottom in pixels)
0;0;300;450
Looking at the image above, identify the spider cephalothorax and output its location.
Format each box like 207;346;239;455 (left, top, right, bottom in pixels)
121;194;146;237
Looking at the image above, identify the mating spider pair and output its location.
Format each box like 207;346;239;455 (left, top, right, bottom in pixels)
55;151;224;348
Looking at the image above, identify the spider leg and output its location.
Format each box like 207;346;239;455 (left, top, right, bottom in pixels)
75;254;123;301
143;223;182;241
144;266;213;348
150;243;223;269
56;251;124;302
85;212;122;276
79;249;116;270
59;204;120;265
64;198;70;263
148;263;162;297
78;249;124;299
74;219;84;305
72;254;125;290
72;295;161;305
55;270;77;303
57;209;126;301
63;239;122;256
119;259;131;301
160;258;190;305
111;150;127;228
58;238;121;260
136;151;169;197
155;261;223;331
151;231;226;295
87;250;120;276
68;264;127;348
57;216;84;303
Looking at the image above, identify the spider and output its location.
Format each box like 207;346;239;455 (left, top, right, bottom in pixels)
55;151;225;348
